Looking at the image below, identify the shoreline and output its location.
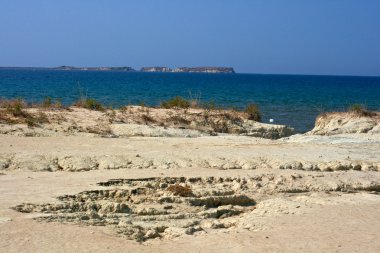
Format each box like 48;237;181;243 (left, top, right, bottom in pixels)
1;71;379;133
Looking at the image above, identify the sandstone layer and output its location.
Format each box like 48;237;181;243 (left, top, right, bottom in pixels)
308;111;380;135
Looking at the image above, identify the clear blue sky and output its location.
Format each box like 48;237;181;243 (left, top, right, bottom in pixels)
1;0;380;76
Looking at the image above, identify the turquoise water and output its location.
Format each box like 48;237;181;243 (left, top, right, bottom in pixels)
0;69;379;132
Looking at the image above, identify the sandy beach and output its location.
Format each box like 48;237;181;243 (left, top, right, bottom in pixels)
0;107;379;252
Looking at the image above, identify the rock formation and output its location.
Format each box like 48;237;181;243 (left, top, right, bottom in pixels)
307;111;380;135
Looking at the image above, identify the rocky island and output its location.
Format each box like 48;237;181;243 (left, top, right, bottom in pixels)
1;66;236;73
172;67;235;73
141;66;235;73
52;66;137;71
140;67;172;72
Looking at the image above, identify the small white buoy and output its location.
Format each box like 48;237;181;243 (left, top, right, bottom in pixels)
269;119;274;123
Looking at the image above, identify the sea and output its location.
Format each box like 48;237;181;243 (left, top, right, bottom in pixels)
1;68;379;133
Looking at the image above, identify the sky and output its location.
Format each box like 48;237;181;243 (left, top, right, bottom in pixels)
0;0;380;76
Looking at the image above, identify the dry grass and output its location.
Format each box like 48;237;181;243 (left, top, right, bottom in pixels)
85;125;113;135
39;97;63;109
348;104;377;117
0;99;50;127
74;98;104;111
168;115;191;125
161;96;190;109
317;105;378;121
0;98;266;133
140;113;156;125
245;103;261;122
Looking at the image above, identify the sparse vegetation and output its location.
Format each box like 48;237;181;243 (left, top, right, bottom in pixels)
35;112;49;124
75;98;104;111
0;110;15;124
41;97;63;109
0;96;268;134
211;120;229;133
2;99;28;117
349;104;364;112
42;96;52;108
168;115;191;125
245;103;261;122
25;115;38;127
348;104;377;117
161;96;190;109
187;90;202;108
221;110;243;124
0;99;49;127
24;112;50;127
202;100;217;110
141;113;156;124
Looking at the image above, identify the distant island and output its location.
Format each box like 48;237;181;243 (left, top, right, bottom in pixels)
52;66;136;72
0;66;235;74
140;67;172;72
140;67;235;73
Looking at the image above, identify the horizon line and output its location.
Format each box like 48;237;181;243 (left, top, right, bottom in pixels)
0;66;379;78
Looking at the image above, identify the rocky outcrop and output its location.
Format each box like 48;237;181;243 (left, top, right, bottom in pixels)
12;175;380;241
307;111;380;135
240;120;294;139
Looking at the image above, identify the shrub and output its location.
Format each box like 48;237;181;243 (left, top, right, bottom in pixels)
25;116;38;127
222;110;243;124
0;111;16;124
42;96;52;108
161;96;190;109
35;112;49;124
0;99;50;127
211;120;229;133
4;99;28;117
245;103;261;122
76;98;104;111
348;104;376;117
141;114;156;124
24;112;49;128
38;97;63;109
349;104;365;112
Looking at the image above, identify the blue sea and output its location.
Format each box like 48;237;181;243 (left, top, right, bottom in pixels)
0;68;379;133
